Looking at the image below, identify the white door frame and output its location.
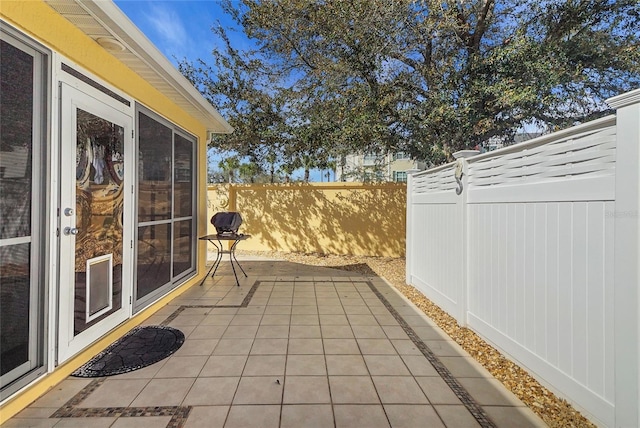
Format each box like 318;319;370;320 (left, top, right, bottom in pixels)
58;82;133;363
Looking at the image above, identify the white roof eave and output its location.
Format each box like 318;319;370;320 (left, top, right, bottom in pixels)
61;0;233;134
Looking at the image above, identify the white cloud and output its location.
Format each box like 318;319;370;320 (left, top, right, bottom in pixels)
143;3;189;58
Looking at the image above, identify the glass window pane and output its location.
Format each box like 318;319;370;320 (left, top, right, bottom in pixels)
0;40;33;239
136;223;171;299
138;112;172;222
173;220;192;278
0;244;30;376
173;134;193;218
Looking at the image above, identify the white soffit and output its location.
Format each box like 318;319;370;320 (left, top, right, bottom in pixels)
44;0;233;134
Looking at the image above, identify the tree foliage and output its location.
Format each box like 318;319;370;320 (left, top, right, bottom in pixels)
180;0;640;168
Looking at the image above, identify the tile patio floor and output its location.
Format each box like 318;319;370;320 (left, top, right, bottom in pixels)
3;259;547;427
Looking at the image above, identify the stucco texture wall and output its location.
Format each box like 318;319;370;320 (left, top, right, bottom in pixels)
207;183;407;257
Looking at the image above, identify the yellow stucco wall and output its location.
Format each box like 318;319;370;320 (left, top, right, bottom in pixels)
207;183;407;257
1;0;210;254
0;1;212;420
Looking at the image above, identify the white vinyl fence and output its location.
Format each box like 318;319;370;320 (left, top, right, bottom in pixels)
406;89;640;428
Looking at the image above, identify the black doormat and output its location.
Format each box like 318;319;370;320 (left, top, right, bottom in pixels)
72;326;185;377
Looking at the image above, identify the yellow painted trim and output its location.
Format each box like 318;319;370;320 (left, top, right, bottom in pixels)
0;275;201;423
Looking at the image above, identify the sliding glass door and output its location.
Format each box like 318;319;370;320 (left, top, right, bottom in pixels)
0;29;47;399
135;107;195;310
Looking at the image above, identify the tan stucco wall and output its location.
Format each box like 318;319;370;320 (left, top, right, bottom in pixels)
207;183;407;257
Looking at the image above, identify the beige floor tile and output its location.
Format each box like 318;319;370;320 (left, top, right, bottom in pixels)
224;405;280;428
292;298;317;306
243;355;286;376
392;339;423;355
289;325;322;338
250;338;288;354
347;314;379;325
369;306;392;315
30;379;93;408
130;378;194;407
326;355;369;376
111;416;172;428
343;305;372;315
317;306;345;315
260;314;291;325
12;408;57;419
281;404;334;428
237;306;266;315
170;314;207;326
188;325;227;340
382;325;410;340
319;314;349;325
268;298;293;306
221;325;259;339
364;355;411;376
433;404;481;427
78;378;148;408
412;326;449;341
291;305;318;314
357;338;398;355
374;314;400;326
290;314;320;325
352;325;387;338
288;338;324;354
174;339;218;356
233;376;283;404
415;377;463;405
212;338;254;355
423;340;467;357
329;376;380;404
317;298;342;306
0;418;60;427
334;404;390;428
439;356;493;378
256;325;290;338
183;405;229;428
458;377;526;406
155;355;208;378
283;376;330;404
53;417;116;427
384;404;445;428
209;307;238;315
200;314;234;326
323;338;360;354
401;355;438;377
286;354;327;375
483;405;548;427
182;377;240;405
320;325;354;339
372;376;429;404
200;355;247;377
264;305;292;315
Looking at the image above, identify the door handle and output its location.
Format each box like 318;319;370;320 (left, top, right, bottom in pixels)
63;227;79;235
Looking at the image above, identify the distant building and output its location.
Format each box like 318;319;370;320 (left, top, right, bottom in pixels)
336;152;426;183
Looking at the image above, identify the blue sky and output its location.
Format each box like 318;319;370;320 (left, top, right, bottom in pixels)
114;0;326;181
114;0;231;67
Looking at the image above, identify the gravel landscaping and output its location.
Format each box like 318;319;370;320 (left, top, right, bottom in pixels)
238;250;596;428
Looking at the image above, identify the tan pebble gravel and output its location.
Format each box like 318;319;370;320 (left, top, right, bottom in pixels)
238;250;596;428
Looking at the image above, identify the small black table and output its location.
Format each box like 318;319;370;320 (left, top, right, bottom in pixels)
199;233;251;286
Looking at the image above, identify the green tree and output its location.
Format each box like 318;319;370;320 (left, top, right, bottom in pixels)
182;0;639;166
218;156;240;183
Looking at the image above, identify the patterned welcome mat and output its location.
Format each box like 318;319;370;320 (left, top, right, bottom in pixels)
72;325;184;377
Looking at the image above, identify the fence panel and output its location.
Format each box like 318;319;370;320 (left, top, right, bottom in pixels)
464;119;617;426
407;163;466;322
406;112;629;427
